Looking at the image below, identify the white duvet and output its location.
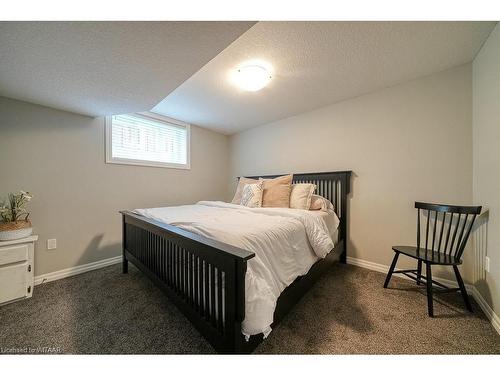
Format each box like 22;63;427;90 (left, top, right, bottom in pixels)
133;201;339;338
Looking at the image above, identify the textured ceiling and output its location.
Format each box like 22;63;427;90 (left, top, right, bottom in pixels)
0;21;255;116
153;21;496;134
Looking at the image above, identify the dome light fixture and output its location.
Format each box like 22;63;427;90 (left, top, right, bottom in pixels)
231;61;272;92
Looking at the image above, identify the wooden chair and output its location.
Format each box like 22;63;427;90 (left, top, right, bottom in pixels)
384;202;481;317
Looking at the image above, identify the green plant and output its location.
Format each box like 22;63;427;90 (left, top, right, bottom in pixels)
0;191;33;223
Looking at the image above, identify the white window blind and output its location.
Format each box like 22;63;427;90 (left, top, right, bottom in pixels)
106;113;190;169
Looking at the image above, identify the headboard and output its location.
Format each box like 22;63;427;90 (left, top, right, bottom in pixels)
244;171;351;217
243;171;352;254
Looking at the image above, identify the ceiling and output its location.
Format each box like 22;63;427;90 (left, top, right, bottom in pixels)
0;21;495;133
152;21;496;134
0;21;255;116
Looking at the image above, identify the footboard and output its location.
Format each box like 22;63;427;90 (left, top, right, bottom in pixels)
121;211;255;353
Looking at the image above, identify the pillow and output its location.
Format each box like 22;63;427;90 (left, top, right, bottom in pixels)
309;194;334;211
240;182;263;208
259;174;293;208
289;183;316;210
231;177;259;204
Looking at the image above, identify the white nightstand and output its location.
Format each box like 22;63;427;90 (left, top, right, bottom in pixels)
0;235;38;306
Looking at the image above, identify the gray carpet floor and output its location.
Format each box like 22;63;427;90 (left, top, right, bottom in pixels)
0;262;499;354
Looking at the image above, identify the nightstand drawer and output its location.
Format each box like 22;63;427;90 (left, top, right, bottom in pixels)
0;244;29;266
0;263;28;304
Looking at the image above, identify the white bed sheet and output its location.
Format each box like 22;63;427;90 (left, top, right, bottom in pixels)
133;201;339;338
309;209;339;242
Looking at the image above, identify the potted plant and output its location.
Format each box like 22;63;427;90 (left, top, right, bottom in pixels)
0;191;34;241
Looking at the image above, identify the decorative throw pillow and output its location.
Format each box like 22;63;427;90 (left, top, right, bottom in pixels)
259;174;293;208
240;182;264;208
309;194;334;211
289;183;316;210
231;177;259;204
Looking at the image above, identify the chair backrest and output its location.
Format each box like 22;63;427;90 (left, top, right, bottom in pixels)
415;202;482;260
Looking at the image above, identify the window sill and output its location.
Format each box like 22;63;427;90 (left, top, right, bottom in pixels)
105;158;190;170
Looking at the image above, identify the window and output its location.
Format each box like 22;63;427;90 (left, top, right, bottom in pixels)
105;112;190;169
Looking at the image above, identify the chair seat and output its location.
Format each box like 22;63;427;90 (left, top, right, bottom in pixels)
392;245;462;265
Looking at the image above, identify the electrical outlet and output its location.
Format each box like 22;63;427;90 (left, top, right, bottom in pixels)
47;238;57;250
485;256;490;273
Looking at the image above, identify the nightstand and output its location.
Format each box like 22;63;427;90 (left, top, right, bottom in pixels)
0;235;38;305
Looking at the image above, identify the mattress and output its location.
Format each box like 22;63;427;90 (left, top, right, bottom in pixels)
133;201;340;338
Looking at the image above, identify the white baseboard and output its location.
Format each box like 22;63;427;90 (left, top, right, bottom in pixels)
347;256;500;335
469;285;500;335
346;256;465;290
34;255;122;286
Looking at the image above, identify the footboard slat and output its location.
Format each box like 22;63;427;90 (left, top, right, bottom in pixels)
194;256;199;310
168;242;172;286
204;261;209;320
184;249;188;301
175;245;179;294
179;248;183;296
210;265;216;327
182;248;185;296
217;268;223;333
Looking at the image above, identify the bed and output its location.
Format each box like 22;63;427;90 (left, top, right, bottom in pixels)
120;171;351;353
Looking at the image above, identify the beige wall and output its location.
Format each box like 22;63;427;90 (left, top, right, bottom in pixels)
0;97;229;276
473;23;500;316
229;64;473;282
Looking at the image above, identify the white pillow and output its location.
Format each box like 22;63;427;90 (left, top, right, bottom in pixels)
309;194;334;211
231;177;259;204
240;182;264;208
289;183;316;210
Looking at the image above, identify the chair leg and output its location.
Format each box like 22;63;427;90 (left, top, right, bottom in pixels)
453;265;473;312
384;252;399;288
426;262;434;317
416;260;422;285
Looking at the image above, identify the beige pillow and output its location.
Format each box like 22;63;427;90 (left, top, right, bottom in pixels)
290;183;316;210
231;177;259;204
309;194;334;211
240;182;264;208
259;174;293;208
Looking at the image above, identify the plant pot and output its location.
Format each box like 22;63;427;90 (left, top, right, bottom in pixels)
0;220;33;241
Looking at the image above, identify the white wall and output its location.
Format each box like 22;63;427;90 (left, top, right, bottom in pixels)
229;65;473;281
0;97;230;276
473;23;500;317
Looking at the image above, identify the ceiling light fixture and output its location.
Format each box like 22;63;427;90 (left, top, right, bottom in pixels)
231;61;272;92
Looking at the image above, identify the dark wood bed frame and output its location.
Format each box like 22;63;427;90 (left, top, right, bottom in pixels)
120;171;351;353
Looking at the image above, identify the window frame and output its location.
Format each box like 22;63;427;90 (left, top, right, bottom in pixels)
105;111;191;170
